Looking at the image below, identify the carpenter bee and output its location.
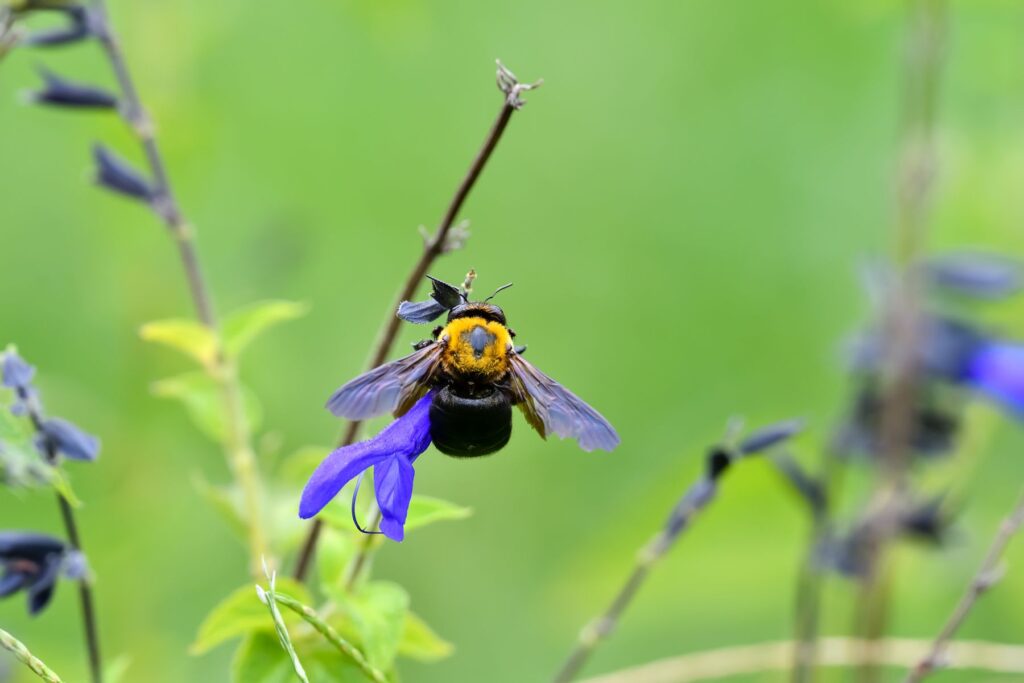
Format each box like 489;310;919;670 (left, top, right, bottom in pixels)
327;275;619;456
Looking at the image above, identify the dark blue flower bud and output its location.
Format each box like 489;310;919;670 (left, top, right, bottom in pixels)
900;495;951;544
93;144;154;201
37;418;99;462
739;418;804;455
772;452;826;514
22;6;92;48
31;68;117;109
0;531;68;616
927;252;1024;299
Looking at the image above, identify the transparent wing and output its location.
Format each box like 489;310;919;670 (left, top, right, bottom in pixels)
326;343;443;420
508;351;620;452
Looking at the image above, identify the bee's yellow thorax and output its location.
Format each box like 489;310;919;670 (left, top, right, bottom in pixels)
440;317;512;381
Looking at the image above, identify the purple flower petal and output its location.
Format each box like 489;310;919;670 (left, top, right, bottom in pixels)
375;454;415;542
299;392;434;523
1;351;35;390
299;440;393;520
964;342;1024;413
40;418;100;462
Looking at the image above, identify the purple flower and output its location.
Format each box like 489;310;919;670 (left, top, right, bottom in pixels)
1;350;35;390
36;418;100;462
962;342;1024;414
299;393;433;541
0;532;76;616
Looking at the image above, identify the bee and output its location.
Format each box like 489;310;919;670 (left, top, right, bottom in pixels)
327;275;619;456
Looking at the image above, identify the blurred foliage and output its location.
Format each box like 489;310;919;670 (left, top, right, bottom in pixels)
3;0;1024;682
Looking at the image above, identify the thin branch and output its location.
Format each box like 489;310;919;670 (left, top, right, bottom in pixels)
291;60;541;583
855;3;948;680
576;638;1024;683
552;438;758;683
0;628;64;683
903;487;1024;683
269;591;388;683
17;388;101;683
88;0;267;576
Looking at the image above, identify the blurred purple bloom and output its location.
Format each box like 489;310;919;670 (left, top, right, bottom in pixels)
31;68;118;109
962;342;1024;414
1;350;35;390
36;418;99;462
299;393;433;541
0;532;68;616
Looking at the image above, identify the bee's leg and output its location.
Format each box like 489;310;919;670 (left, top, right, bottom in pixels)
431;325;443;340
412;339;433;350
508;328;517;339
514;344;528;355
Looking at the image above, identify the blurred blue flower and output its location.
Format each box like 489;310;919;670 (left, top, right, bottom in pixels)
0;531;80;616
35;418;100;462
1;349;35;391
299;393;433;542
961;341;1024;414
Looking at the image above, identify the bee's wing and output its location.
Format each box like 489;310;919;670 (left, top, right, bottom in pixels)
326;343;443;420
507;351;620;452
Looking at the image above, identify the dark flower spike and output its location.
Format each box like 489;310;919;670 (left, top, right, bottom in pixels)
36;417;99;462
30;67;117;109
397;276;466;324
300;392;433;541
0;531;69;616
926;251;1024;300
21;6;92;47
738;418;805;455
833;385;960;459
93;144;154;201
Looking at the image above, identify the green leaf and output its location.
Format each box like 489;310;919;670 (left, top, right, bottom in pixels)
103;655;132;683
151;372;262;443
191;579;313;655
337;581;410;671
139;319;217;368
404;495;472;533
223;300;309;358
232;632;293;683
192;474;247;543
398;611;453;662
316;527;356;592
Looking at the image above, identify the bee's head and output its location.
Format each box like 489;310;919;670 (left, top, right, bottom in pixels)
398;275;513;326
447;301;507;326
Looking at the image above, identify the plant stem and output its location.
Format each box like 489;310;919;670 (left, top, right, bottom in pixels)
0;628;64;683
575;638;1024;683
855;3;947;678
903;487;1024;683
19;391;102;683
270;591;389;683
551;453;739;683
292;61;540;583
90;0;267;576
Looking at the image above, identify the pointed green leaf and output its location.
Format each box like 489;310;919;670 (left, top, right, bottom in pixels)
232;633;293;683
192;474;247;542
398;612;453;662
223;300;310;358
151;372;262;443
404;495;472;532
337;581;409;670
139;319;218;368
317;527;356;593
191;579;313;655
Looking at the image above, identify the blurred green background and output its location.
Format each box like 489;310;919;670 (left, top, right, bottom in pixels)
4;0;1024;681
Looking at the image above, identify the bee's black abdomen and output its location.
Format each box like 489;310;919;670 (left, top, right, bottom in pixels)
430;386;512;457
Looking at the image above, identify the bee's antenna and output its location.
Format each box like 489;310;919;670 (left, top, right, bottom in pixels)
351;473;383;537
484;282;514;302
